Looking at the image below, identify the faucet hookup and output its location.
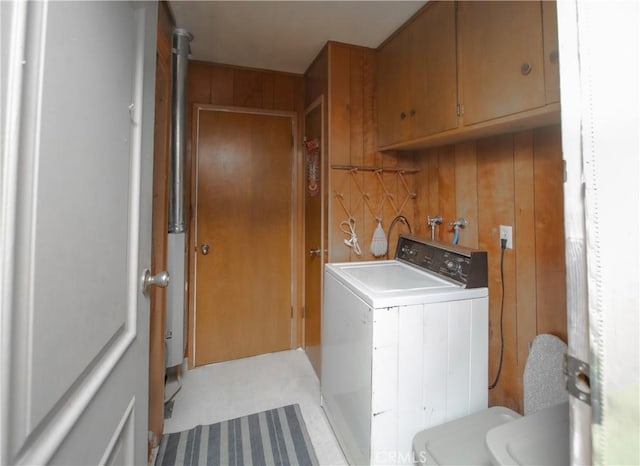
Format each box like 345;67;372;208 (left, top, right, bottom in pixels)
427;215;443;240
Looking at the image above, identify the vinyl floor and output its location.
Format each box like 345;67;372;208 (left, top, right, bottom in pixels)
161;349;347;466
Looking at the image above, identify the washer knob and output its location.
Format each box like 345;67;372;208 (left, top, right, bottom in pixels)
445;260;460;273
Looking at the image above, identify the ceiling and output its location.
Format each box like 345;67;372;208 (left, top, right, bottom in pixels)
168;1;427;74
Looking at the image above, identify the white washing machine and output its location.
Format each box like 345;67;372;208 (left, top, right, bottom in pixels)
321;235;489;465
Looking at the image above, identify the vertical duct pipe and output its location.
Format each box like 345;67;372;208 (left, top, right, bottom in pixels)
166;28;192;368
169;28;192;233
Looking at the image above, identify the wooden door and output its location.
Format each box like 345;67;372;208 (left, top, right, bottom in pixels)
409;1;458;138
303;98;324;378
458;1;546;125
194;108;294;366
0;2;156;464
377;27;411;147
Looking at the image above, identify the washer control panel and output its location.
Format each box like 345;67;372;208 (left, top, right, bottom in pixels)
395;235;488;288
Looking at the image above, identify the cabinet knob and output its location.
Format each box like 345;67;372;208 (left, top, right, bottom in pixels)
400;112;407;120
520;63;532;76
410;108;416;117
549;50;559;65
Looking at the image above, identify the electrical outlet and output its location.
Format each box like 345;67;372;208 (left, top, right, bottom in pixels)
499;225;513;249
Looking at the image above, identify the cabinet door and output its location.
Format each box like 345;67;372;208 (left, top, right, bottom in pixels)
377;28;411;147
410;1;458;137
542;1;560;103
458;1;546;125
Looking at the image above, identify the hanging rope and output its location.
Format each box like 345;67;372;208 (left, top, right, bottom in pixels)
335;193;362;256
333;166;418;257
397;170;417;214
349;169;380;220
340;217;362;256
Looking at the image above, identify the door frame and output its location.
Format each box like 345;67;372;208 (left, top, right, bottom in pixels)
302;95;325;371
147;2;173;449
187;104;300;367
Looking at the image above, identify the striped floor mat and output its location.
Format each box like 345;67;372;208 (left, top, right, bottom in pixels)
155;404;319;466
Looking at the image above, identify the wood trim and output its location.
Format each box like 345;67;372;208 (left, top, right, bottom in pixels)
186;104;198;368
291;110;302;349
302;94;325;375
188;104;300;368
148;1;173;455
160;0;177;28
156;2;174;62
190;104;296;119
293;76;305;347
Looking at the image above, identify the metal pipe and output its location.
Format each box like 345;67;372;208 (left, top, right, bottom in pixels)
427;215;443;240
168;28;193;233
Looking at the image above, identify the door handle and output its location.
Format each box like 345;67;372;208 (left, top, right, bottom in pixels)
309;248;321;256
200;243;210;255
142;269;170;296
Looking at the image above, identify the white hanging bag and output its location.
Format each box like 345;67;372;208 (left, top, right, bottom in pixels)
370;219;388;257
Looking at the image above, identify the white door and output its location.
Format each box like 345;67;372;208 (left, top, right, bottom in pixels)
0;2;158;464
558;1;640;464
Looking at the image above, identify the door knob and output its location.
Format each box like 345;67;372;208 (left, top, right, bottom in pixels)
142;269;170;295
200;243;210;255
309;248;321;256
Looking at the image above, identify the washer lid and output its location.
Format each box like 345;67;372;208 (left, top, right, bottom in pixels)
338;261;452;292
325;260;488;308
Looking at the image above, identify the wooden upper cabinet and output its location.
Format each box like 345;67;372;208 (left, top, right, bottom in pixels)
458;1;546;125
377;27;411;147
542;1;560;104
410;2;458;138
377;1;457;147
376;1;560;150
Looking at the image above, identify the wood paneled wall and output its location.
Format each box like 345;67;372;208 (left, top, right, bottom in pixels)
187;61;303;113
325;42;416;262
412;124;567;412
185;61;305;358
305;45;328;107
